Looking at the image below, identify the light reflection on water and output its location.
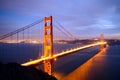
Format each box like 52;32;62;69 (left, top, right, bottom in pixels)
62;48;107;80
1;43;120;80
62;45;120;80
53;46;100;80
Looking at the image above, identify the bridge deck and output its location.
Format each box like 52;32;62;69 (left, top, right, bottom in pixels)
21;42;106;66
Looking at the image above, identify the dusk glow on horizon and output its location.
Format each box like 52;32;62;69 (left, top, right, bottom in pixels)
0;0;120;39
0;1;120;79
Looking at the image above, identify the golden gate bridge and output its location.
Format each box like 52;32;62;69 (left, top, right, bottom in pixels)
0;16;107;76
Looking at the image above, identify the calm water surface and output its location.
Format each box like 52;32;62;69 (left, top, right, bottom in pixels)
0;43;120;80
62;45;120;80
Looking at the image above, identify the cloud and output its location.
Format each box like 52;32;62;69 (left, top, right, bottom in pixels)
0;0;120;39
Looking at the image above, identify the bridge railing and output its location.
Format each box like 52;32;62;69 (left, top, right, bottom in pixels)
21;41;107;66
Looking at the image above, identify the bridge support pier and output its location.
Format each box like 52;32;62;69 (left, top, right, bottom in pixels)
43;16;53;75
100;34;105;50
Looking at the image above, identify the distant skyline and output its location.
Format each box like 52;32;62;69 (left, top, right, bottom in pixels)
0;0;120;39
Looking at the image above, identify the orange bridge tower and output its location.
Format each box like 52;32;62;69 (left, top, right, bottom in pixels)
44;16;53;75
100;34;104;50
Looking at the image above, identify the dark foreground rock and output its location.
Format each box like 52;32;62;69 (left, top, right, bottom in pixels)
0;63;57;80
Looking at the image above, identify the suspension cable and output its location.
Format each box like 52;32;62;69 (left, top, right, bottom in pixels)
54;18;76;40
53;24;70;38
0;18;43;40
17;32;19;43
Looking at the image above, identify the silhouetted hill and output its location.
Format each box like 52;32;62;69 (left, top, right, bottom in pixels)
0;63;57;80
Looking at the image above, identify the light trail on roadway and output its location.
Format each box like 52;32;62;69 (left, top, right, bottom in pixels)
21;42;107;66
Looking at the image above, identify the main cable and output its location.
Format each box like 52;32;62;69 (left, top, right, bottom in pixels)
54;18;76;40
0;18;43;40
53;24;70;38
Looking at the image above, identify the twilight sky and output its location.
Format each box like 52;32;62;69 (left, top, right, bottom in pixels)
0;0;120;39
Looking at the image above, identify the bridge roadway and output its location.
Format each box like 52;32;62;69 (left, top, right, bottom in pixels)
21;42;107;66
